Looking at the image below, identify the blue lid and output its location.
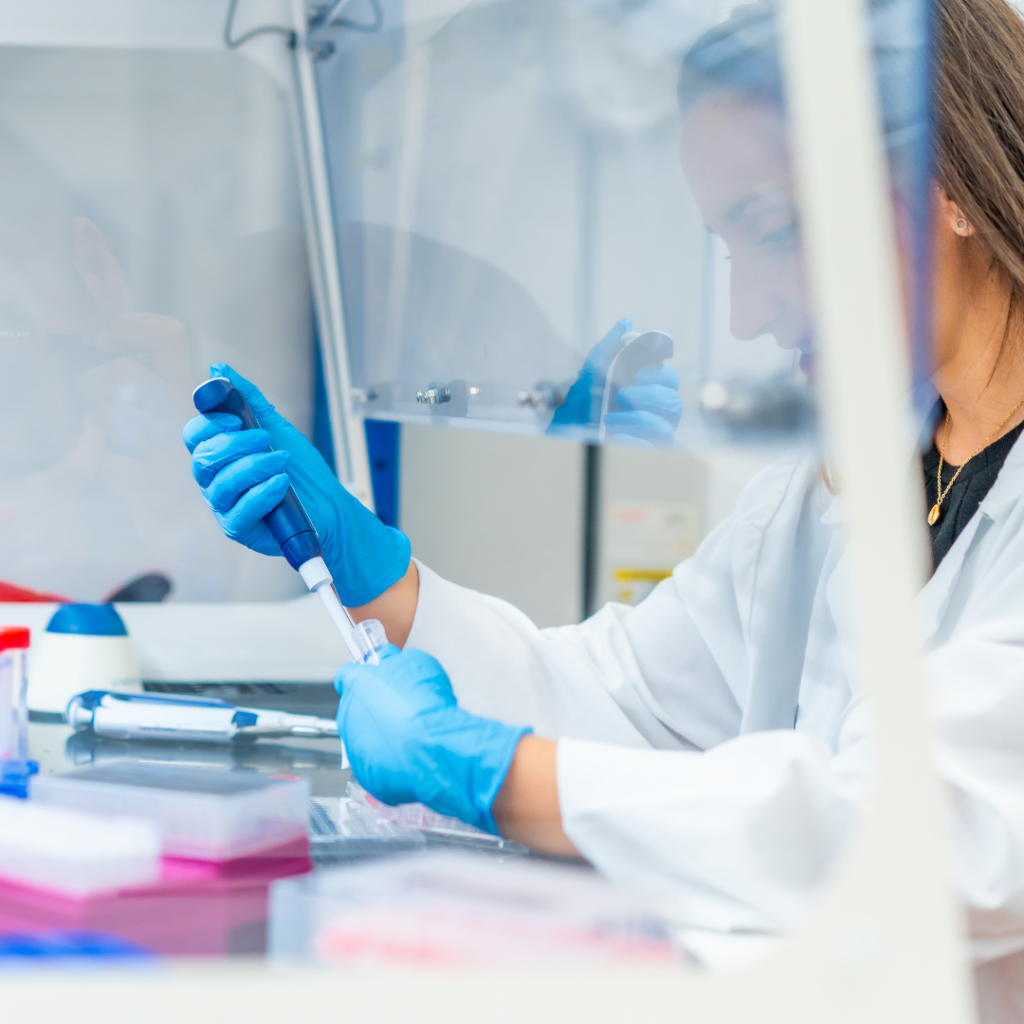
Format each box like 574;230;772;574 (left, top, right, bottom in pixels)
0;759;39;800
0;929;152;959
46;604;127;637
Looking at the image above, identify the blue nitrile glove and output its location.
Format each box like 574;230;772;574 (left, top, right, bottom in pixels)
182;364;410;607
335;644;532;835
603;362;682;447
547;319;681;448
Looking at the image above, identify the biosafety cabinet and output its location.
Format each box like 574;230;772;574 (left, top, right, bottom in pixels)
0;1;977;1022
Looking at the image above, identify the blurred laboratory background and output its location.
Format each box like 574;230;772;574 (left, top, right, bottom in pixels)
0;0;788;624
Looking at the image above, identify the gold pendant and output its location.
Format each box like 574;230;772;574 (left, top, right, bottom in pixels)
928;503;941;526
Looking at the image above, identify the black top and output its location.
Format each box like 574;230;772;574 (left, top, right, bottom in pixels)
922;417;1024;570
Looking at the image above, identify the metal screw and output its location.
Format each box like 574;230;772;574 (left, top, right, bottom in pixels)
309;39;336;60
517;383;567;411
416;386;451;405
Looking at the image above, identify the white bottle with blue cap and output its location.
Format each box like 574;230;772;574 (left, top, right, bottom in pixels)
28;605;141;716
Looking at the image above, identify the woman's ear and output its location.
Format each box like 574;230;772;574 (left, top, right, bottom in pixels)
936;186;975;238
72;215;132;321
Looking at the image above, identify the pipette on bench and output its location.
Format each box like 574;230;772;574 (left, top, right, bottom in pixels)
66;689;339;744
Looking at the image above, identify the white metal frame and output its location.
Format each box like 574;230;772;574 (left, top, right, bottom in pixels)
1;0;977;1019
288;0;375;509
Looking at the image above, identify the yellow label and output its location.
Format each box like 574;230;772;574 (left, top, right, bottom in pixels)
613;568;674;584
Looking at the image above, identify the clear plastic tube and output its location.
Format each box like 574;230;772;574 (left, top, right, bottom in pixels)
0;629;36;799
352;619;388;662
0;646;27;762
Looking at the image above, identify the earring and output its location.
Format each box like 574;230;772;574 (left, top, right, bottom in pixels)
956;217;969;233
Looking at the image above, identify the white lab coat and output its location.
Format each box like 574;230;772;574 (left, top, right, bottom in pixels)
406;437;1024;1020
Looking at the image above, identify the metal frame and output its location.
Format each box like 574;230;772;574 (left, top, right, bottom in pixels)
288;0;375;509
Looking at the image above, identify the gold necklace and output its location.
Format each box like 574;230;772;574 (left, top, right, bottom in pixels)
929;398;1024;525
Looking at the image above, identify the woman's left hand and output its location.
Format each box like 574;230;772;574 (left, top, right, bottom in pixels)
334;645;531;834
603;362;682;447
547;320;681;447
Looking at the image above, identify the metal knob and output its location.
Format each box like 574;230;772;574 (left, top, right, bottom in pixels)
517;382;569;412
416;385;451;405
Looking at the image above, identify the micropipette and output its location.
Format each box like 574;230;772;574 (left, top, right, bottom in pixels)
66;689;340;744
192;377;387;666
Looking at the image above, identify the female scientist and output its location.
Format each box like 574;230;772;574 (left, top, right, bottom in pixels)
185;0;1024;1005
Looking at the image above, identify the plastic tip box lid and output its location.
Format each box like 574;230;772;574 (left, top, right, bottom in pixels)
0;627;30;650
29;762;310;862
268;851;676;968
0;796;160;898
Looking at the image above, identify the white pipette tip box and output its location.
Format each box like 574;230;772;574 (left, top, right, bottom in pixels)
0;795;160;898
30;762;310;862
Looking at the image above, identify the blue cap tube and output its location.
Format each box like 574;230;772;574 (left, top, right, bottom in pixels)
192;377;323;570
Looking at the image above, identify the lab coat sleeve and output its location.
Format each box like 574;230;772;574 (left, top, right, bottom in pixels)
413;544;870;935
551;496;1024;945
926;515;1024;962
406;526;748;752
557;703;871;934
406;453;811;751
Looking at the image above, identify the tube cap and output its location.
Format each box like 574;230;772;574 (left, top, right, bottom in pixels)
0;627;30;650
45;605;127;637
0;759;39;800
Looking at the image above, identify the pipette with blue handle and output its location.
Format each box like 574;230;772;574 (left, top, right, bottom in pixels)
192;377;386;666
67;689;340;743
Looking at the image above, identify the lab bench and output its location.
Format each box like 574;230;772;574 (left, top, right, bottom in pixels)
31;683;349;798
16;683;533;961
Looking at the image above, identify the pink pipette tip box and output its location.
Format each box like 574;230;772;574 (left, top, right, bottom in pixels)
0;837;312;956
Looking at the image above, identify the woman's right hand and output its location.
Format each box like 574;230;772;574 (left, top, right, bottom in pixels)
182;364;410;608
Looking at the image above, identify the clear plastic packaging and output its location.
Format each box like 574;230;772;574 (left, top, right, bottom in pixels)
307;795;426;867
0;796;160;898
342;781;528;853
30;762;309;861
268;851;679;968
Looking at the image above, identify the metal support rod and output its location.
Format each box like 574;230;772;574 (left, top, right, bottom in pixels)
581;443;602;620
287;0;374;509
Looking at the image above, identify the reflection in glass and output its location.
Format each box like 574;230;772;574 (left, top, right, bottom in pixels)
1;0;945;985
0;49;316;601
304;0;931;959
320;0;924;446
